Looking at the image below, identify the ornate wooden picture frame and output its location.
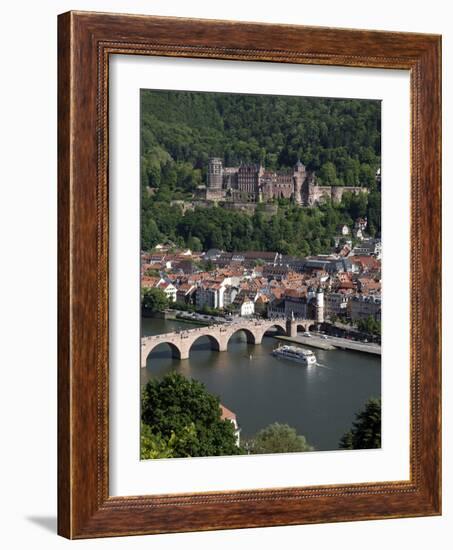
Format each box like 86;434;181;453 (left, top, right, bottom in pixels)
58;11;441;539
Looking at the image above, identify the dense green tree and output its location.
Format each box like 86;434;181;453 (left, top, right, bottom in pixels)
140;422;197;460
141;287;169;312
339;398;381;450
141;373;242;458
140;192;380;255
141;217;161;250
319;161;339;185
247;423;313;454
366;188;381;237
356;316;381;336
360;163;377;186
340;191;368;220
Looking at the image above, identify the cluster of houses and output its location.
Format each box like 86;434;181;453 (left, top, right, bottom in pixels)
141;219;382;324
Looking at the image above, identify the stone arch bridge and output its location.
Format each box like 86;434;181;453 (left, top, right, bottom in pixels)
141;317;315;367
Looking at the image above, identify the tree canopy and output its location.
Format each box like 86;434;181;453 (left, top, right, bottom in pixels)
339;398;381;450
140;422;198;460
356;316;381;336
141;373;242;458
247;422;313;454
141;191;380;254
141;287;169;312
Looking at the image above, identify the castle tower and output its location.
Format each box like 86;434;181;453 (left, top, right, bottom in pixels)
306;174;316;206
207;157;223;190
293;159;305;205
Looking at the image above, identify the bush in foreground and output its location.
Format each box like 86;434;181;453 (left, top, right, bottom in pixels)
339;398;381;450
246;422;313;454
141;373;242;458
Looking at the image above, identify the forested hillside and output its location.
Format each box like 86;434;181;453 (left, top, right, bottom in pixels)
141;90;381;192
140;90;381;255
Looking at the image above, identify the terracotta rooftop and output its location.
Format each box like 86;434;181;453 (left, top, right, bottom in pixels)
220;404;237;422
141;276;160;288
351;256;380;269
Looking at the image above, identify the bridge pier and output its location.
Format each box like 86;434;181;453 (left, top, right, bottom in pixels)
178;340;191;360
218;340;228;352
254;333;263;345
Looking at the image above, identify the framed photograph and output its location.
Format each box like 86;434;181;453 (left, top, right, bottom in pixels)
58;11;441;538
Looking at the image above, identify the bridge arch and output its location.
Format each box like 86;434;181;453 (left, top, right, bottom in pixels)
188;334;221;354
296;321;316;333
227;327;256;346
262;323;287;337
142;340;182;368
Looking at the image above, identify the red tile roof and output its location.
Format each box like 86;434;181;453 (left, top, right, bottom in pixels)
220;404;237;421
141;276;160;288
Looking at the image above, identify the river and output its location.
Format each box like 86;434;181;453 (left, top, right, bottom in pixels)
141;317;381;451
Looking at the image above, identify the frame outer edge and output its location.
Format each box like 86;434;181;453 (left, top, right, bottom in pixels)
57;10;442;538
421;36;442;514
57;11;73;539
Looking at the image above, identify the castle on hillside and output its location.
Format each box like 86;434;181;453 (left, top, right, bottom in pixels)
204;157;367;206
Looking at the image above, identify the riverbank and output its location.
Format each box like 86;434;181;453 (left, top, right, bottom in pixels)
274;335;335;350
172;316;209;326
275;334;381;355
142;309;210;325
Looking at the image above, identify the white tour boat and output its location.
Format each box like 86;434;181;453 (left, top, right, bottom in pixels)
272;345;317;365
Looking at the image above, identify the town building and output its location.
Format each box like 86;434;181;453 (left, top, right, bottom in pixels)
156;281;177;302
351;238;382;258
349;294;382;322
176;283;197;305
239;298;255;317
254;293;270;316
223;285;239;308
357;277;381;294
302;256;353;274
355;217;368;232
220;404;241;447
350;255;381;273
324;292;350;319
339;224;350;236
267;289;324;322
195;281;225;309
283;293;309;318
232;292;255;317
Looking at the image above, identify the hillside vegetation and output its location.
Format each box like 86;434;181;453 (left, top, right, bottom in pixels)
140;90;381;255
